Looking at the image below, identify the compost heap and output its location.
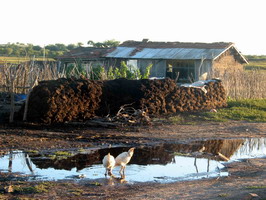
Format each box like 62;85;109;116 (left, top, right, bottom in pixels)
25;78;227;123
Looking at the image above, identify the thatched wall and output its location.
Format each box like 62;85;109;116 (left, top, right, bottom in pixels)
213;52;244;73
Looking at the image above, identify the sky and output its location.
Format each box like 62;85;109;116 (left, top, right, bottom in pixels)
1;0;266;55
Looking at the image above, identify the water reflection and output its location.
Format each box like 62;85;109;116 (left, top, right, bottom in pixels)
0;137;266;183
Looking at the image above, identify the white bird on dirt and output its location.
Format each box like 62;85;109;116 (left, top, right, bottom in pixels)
115;148;135;177
102;153;116;177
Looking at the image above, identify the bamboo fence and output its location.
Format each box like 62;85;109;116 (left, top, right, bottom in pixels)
0;61;66;122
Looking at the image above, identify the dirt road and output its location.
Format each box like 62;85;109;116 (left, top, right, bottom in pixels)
0;121;266;199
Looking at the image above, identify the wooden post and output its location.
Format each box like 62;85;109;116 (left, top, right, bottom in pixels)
23;76;38;121
6;64;22;123
9;76;15;123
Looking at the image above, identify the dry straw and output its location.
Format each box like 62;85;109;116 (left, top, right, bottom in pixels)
211;69;266;99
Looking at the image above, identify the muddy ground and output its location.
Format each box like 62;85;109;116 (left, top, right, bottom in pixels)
0;120;266;200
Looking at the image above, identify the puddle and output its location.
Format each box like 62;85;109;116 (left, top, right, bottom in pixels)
1;137;266;184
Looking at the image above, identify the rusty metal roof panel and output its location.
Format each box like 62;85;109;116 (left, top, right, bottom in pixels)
106;47;226;60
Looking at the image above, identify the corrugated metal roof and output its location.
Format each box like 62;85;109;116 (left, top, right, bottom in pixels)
119;40;233;49
106;47;226;60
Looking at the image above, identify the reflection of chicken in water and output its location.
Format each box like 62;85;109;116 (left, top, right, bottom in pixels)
102;153;116;176
105;176;128;185
115;148;135;177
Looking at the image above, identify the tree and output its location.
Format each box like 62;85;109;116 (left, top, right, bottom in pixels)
87;40;120;48
87;40;94;47
67;44;77;50
33;45;42;51
5;48;13;55
104;39;120;47
25;44;34;56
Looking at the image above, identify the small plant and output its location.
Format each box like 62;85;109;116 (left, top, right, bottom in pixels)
120;61;128;78
92;61;153;80
142;63;153;79
107;66;115;80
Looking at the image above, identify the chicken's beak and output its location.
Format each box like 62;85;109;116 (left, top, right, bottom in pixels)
129;147;135;152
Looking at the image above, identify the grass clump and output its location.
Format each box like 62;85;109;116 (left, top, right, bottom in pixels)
168;115;185;124
13;183;51;194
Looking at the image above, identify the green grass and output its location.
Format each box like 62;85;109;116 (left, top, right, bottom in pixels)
245;63;266;71
156;99;266;124
0;56;55;64
244;55;266;71
202;99;266;122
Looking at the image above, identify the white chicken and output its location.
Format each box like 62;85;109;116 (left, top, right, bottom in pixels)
115;148;135;177
102;153;116;176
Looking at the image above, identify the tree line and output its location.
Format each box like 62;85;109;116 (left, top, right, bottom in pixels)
0;40;120;58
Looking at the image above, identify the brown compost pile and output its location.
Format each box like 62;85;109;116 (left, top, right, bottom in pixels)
24;78;227;123
25;78;103;124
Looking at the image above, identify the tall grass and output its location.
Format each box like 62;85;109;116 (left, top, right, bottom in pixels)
211;69;266;99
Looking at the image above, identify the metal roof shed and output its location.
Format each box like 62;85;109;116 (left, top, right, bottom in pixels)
105;40;248;82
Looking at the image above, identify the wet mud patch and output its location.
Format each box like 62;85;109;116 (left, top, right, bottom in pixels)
0;137;265;185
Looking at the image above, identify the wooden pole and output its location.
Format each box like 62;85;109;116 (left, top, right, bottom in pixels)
9;75;15;123
7;64;22;123
23;76;38;121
